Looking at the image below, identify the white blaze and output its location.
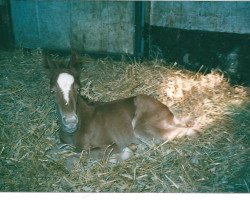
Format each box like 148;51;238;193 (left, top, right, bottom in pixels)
57;73;74;104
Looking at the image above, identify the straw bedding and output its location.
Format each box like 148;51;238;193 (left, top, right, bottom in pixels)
0;49;249;192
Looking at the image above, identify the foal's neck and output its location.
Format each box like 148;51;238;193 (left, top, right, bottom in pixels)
78;95;95;114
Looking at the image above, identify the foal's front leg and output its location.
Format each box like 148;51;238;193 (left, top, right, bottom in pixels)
59;131;76;146
45;143;81;171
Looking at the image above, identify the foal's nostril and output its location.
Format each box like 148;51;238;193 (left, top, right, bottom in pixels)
62;115;78;125
61;114;78;133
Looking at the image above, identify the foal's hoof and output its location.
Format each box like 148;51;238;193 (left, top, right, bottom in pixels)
120;147;134;161
108;154;120;164
186;127;201;138
45;144;74;161
108;147;134;164
65;154;81;172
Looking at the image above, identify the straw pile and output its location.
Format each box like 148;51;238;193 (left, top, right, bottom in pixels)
0;49;249;192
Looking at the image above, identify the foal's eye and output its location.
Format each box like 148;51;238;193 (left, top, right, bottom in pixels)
50;88;55;94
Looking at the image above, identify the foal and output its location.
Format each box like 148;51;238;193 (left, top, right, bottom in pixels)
44;54;199;162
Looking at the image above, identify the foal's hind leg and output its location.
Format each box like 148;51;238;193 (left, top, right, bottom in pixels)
134;121;198;143
133;111;199;143
161;125;199;141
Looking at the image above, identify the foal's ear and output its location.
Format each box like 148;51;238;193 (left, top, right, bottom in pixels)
43;54;56;70
69;51;80;71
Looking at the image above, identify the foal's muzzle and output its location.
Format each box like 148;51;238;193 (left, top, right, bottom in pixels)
61;114;78;133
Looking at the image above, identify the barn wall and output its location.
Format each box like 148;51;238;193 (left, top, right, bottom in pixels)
0;0;14;49
70;1;134;54
150;1;250;34
10;0;135;54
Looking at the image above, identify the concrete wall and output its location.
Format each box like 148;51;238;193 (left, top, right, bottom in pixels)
10;0;135;54
150;1;250;34
10;1;250;55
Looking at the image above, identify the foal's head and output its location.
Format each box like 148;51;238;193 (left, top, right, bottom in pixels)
44;54;81;133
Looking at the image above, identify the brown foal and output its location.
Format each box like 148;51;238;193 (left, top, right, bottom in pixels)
44;54;199;162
